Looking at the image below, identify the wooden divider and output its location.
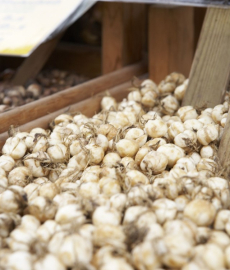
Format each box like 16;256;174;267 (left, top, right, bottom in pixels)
0;61;147;134
182;8;230;108
102;2;146;74
218;110;230;179
11;34;63;85
148;6;195;83
0;74;148;149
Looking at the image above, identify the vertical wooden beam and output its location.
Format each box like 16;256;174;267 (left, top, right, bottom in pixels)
194;7;206;50
11;34;62;86
102;2;146;74
148;6;195;83
182;8;230;109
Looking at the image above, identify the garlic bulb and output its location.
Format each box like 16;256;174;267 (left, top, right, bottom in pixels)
52;233;93;267
110;193;127;212
55;204;85;229
93;224;126;249
99;177;121;196
47;143;68;163
197;124;219;145
116;139;139;158
101;96;117;110
159;81;176;95
103;153;121;167
127;186;149;206
145;119;168;138
140;151;168;174
36;220;61;242
152;198;177;224
142;90;158;107
39;182;60;200
24;151;50;178
126;167;150;185
157;144;185;167
2;137;27;159
174;82;188;101
161;95;179;115
184;199;216;226
0;155;15;172
85;144;105;164
0;213;21;237
0;186;27;214
8;226;36;251
183;119;203;132
123;205;149;225
132;241;161;270
27;196;57;222
34;254;65;270
177;106;198;122
128;89;142;102
92;206;121;226
168;121;185;140
174;130;197;149
3;251;33;270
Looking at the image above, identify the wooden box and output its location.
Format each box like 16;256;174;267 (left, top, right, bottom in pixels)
1;1;230;170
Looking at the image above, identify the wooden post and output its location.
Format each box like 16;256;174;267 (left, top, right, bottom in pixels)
182;8;230;109
148;6;195;83
11;34;62;85
218;110;230;179
102;2;146;74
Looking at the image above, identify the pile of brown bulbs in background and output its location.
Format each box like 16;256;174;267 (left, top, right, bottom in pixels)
0;69;87;113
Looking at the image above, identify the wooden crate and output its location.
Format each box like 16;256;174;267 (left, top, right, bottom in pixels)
2;1;230;174
0;2;148;135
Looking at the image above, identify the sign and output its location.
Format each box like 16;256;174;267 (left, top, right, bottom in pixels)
0;0;96;57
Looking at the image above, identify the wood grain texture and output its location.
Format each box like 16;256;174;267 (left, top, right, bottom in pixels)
0;43;101;79
194;7;206;50
0;75;147;149
11;34;62;85
102;2;146;74
0;61;147;134
46;43;101;78
218;109;230;179
149;6;194;83
182;8;230;109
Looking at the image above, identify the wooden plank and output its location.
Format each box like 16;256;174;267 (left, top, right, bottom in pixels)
194;7;206;50
0;61;147;134
11;34;62;86
123;3;146;66
102;2;146;74
0;74;148;149
45;43;101;78
182;8;230;109
218;110;230;179
0;43;101;79
148;6;195;83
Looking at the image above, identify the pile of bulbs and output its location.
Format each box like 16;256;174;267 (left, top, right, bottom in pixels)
0;72;230;270
0;69;87;113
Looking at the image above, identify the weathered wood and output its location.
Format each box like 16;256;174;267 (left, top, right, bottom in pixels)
149;6;195;83
0;43;101;79
102;2;146;74
194;7;206;50
182;8;230;108
0;61;147;134
218;110;230;179
46;43;101;78
0;75;147;149
11;34;62;85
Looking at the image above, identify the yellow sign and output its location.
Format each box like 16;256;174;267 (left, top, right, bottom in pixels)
0;0;96;57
